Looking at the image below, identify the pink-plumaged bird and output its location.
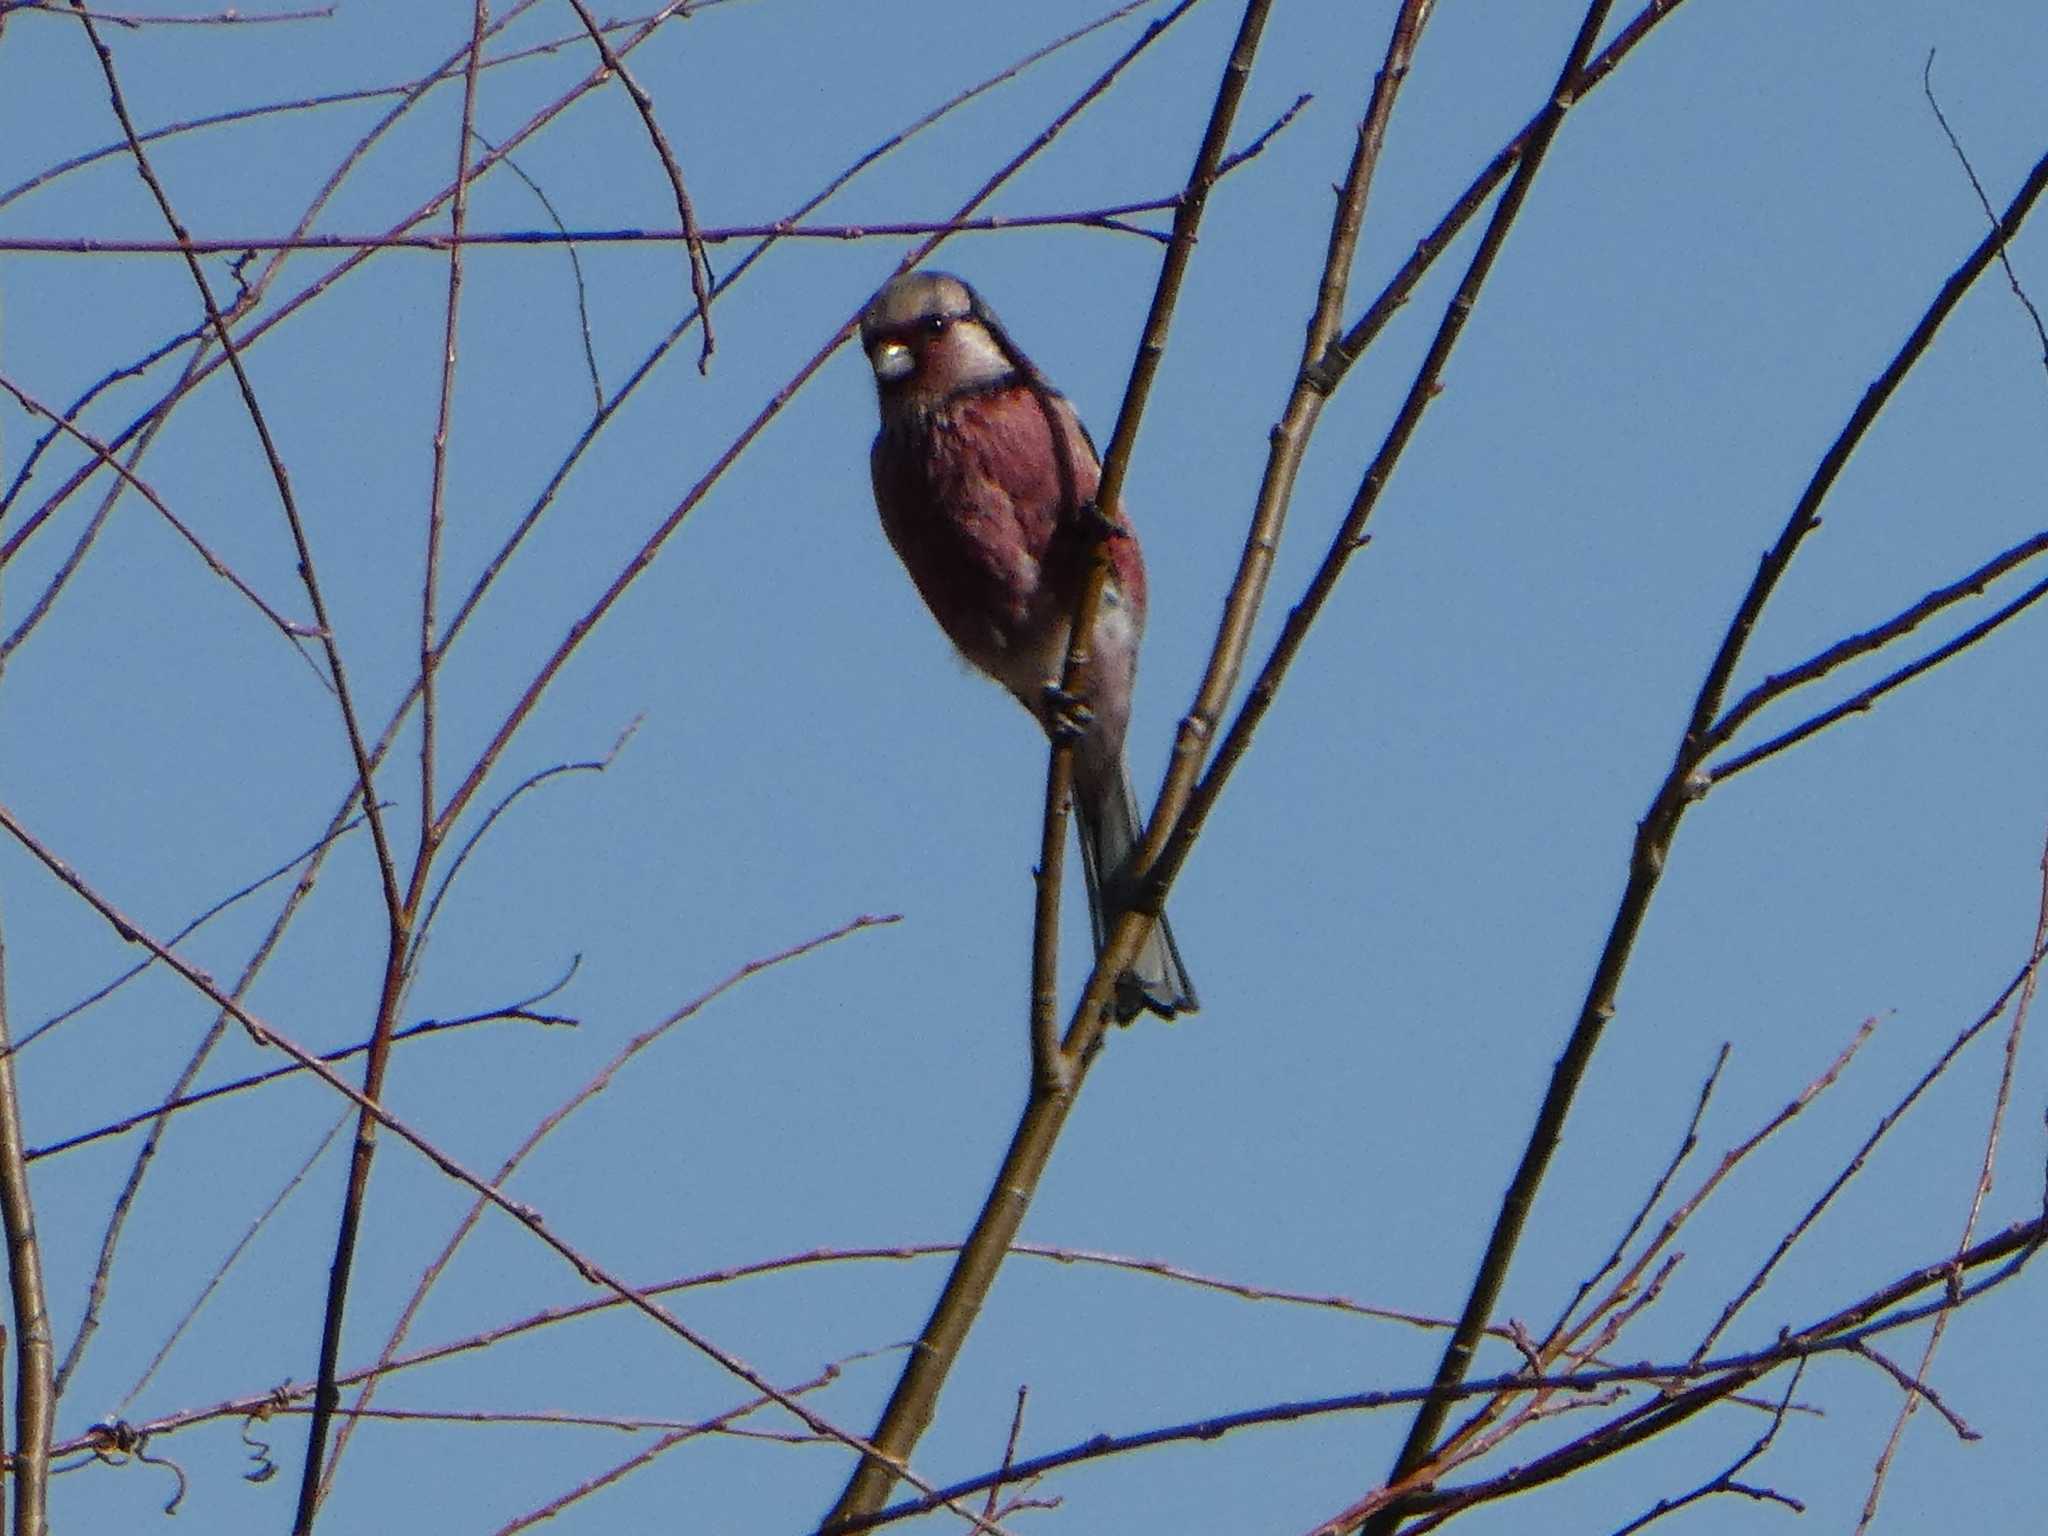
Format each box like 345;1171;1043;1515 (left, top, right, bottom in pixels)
859;270;1197;1022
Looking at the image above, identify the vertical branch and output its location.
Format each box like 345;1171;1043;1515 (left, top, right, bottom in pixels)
827;3;1291;1525
290;10;489;1526
0;906;53;1536
1086;0;1437;1042
1037;0;1277;1062
417;3;487;912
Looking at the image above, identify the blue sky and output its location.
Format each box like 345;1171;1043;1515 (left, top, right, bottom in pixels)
3;1;2047;1531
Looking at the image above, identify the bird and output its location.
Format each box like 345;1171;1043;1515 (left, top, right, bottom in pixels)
858;270;1197;1022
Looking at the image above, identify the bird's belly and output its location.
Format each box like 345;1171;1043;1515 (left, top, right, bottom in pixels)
883;495;1045;662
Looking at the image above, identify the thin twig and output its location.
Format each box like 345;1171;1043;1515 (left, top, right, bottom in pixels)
1313;1224;2046;1535
1705;527;2048;756
1707;565;2048;783
0;373;320;645
984;1388;1031;1524
1425;1016;1876;1501
563;0;717;369
288;0;492;1509
0;1;332;21
116;1114;349;1413
0;204;1259;256
1924;51;2048;373
0;312;209;523
1602;1362;1808;1536
6;72;459;674
1550;1016;1877;1371
491;1362;848;1536
70;0;404;925
1043;0;1285;1062
28;995;566;1163
0;7;720;211
407;721;640;980
1547;1043;1729;1343
57;1228;1792;1455
49;0;442;1411
11;811;376;1057
476;128;606;407
0;0;620;602
1139;0;1697;917
1845;1340;1977;1441
1193;6;1614;1523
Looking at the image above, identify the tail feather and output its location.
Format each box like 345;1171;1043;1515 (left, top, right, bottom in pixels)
1075;753;1198;1023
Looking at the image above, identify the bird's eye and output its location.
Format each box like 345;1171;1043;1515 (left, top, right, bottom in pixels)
924;315;949;335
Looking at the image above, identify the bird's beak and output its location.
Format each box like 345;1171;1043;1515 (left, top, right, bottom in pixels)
871;340;915;384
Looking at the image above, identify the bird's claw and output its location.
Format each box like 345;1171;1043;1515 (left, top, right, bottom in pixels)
1041;682;1094;744
1076;497;1124;542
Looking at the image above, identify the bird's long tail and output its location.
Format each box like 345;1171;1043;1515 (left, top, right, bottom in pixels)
1075;751;1198;1022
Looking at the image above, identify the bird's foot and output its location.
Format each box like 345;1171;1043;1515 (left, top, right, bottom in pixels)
1077;498;1126;543
1041;682;1094;744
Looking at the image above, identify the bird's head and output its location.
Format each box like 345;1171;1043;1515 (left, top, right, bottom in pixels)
859;271;1021;409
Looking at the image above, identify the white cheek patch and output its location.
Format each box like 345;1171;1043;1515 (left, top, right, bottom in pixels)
947;323;1015;388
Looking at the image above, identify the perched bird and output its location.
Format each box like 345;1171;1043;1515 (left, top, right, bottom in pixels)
859;270;1197;1022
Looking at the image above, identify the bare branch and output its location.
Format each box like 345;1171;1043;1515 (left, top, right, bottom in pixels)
1706;526;2048;757
1924;51;2048;375
28;997;566;1163
0;1;333;23
288;0;492;1507
1603;1363;1808;1536
826;2;1288;1522
11;810;376;1057
116;1115;349;1414
563;0;717;369
1707;561;2048;785
0;901;54;1536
